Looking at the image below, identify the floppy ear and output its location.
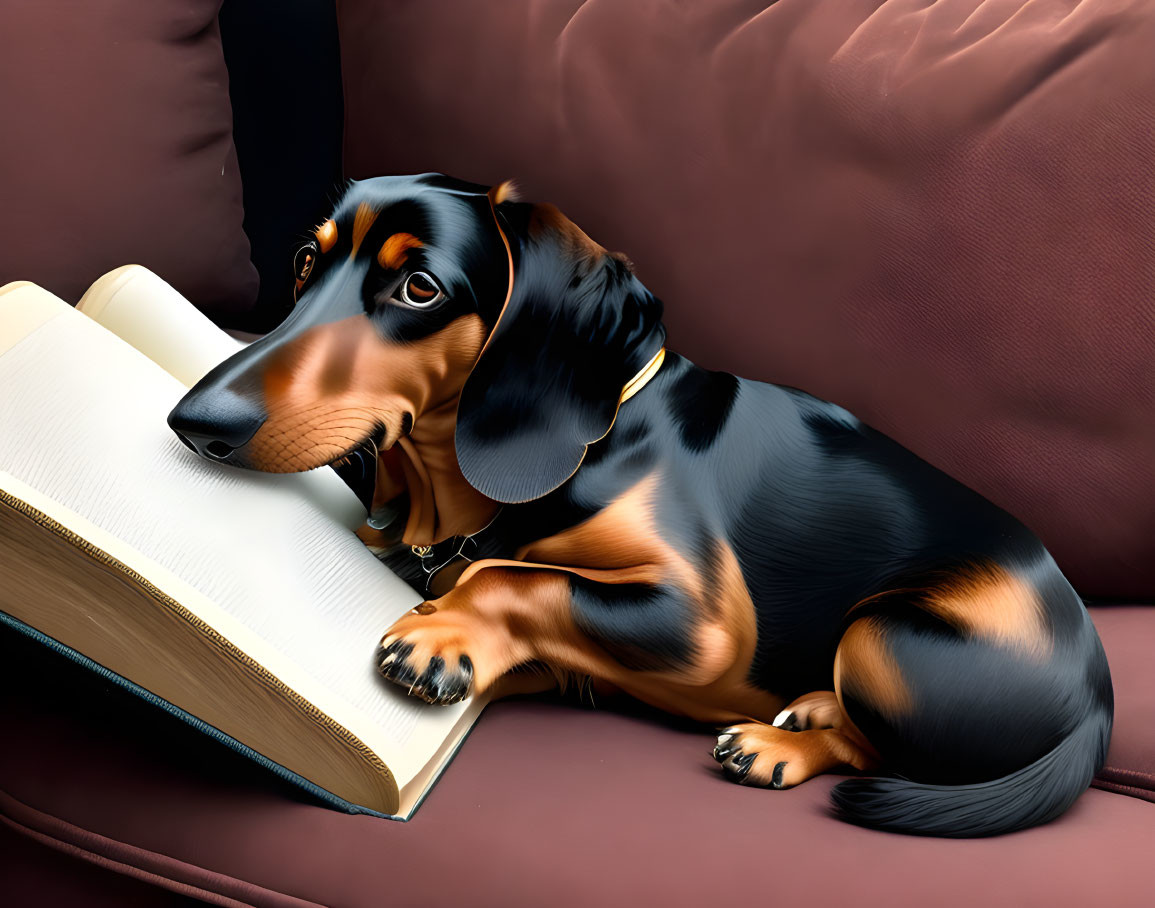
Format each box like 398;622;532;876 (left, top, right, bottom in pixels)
455;198;666;503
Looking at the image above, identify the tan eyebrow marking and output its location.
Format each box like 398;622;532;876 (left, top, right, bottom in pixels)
350;202;378;257
378;232;424;270
315;219;337;253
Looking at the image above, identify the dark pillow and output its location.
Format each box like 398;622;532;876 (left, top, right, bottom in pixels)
218;0;344;333
0;1;257;327
338;0;1155;600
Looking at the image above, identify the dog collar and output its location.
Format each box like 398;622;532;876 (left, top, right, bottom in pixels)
400;348;663;590
620;346;666;404
406;503;505;595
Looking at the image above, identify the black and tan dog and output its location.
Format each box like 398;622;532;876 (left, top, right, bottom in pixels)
169;174;1112;837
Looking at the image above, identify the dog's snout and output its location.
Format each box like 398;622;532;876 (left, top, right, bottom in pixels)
168;390;266;463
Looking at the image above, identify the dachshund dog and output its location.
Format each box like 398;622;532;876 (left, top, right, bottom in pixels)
168;174;1111;837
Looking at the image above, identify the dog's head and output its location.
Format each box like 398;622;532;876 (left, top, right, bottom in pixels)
168;173;666;505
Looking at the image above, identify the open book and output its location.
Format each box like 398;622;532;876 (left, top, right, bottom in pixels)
0;266;488;819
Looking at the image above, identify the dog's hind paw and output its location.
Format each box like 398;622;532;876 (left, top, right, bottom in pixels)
375;635;474;705
712;721;877;789
713;725;770;785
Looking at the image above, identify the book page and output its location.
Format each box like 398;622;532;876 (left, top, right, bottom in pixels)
75;264;247;389
0;288;477;787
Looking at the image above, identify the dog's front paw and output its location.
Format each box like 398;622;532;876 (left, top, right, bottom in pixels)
375;614;475;705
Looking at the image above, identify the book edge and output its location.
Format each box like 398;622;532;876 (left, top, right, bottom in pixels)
0;484;400;814
0;283;72;357
397;692;490;820
0;609;401;821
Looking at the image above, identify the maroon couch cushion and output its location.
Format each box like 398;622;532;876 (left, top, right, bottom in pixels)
1;606;1152;906
339;0;1155;599
0;823;199;908
0;0;258;327
1093;607;1155;801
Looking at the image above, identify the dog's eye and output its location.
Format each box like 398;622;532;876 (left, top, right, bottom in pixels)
397;272;445;308
294;242;318;284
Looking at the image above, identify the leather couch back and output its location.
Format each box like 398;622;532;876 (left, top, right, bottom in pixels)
336;0;1155;599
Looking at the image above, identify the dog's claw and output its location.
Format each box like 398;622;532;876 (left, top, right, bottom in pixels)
771;761;788;789
722;751;757;783
412;655;446;699
375;639;412;670
714;731;741;762
772;710;800;732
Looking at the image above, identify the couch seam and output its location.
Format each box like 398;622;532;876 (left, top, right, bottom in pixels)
0;788;326;908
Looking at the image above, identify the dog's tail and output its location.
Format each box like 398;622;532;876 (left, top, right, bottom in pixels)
830;705;1112;837
831;557;1113;838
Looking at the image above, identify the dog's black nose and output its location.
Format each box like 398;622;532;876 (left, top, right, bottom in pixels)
168;389;266;462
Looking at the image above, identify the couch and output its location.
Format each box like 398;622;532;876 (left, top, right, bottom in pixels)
2;1;1152;905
